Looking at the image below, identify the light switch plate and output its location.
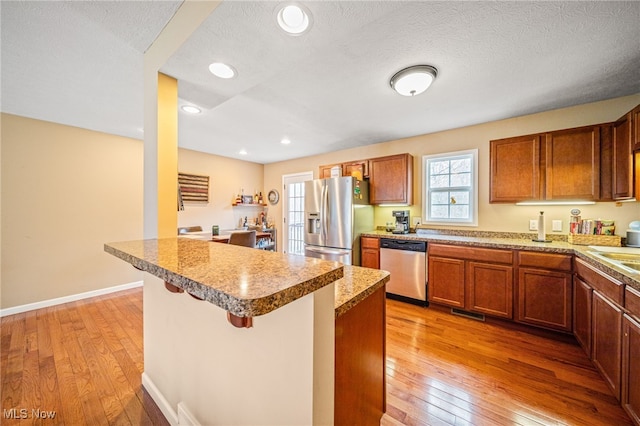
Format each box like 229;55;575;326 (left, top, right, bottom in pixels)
529;220;538;231
552;220;562;232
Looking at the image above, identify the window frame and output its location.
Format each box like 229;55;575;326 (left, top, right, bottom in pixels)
422;149;478;226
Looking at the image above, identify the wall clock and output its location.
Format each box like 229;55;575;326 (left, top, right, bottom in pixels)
268;189;280;205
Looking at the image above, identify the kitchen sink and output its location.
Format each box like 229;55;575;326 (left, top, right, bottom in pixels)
588;245;640;274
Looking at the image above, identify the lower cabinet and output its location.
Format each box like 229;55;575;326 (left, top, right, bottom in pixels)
516;251;573;332
517;268;572;332
592;290;623;400
361;236;380;269
622;314;640;425
335;286;386;424
428;244;513;319
575;257;626;402
573;276;593;354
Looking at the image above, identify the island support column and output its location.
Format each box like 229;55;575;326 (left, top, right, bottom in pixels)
142;274;335;425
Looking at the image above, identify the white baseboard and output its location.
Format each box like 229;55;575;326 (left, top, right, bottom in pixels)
0;281;143;317
142;372;179;426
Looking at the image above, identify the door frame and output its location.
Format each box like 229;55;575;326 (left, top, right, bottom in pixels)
282;171;313;254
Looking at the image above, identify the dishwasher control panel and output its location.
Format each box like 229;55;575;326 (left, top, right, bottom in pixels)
380;238;426;252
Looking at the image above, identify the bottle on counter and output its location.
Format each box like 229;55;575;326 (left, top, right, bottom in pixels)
258;191;263;204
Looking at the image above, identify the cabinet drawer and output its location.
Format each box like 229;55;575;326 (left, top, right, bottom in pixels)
428;244;512;264
518;251;572;272
575;257;624;306
361;236;379;249
625;286;640;320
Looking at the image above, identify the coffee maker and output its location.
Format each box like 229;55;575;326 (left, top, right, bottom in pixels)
392;210;410;234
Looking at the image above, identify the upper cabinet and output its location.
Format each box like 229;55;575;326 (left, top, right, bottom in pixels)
633;105;640;152
369;153;413;205
490;125;602;202
319;154;413;205
612;112;634;200
489;103;640;204
545;125;601;200
319;160;369;179
490;134;541;202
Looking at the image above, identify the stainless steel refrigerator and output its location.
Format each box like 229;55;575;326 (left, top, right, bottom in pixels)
304;176;374;265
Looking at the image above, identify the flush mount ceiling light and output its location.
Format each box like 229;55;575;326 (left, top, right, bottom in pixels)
209;62;236;79
180;105;201;114
276;4;311;35
281;138;291;145
239;149;248;156
390;65;438;96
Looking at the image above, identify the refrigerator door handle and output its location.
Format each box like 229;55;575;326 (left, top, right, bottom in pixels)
305;246;351;256
322;182;329;241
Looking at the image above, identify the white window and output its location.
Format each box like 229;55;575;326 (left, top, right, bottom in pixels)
422;149;478;226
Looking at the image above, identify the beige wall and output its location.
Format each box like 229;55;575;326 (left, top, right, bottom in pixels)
1;113;144;309
178;148;265;232
265;94;640;249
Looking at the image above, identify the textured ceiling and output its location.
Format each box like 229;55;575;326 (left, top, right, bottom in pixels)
3;1;640;164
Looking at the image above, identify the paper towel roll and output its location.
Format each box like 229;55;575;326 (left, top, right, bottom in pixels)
537;211;545;241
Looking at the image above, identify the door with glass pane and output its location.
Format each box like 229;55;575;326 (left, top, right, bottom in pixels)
282;172;313;255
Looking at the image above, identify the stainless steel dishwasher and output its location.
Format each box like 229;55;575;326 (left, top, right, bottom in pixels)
380;238;427;305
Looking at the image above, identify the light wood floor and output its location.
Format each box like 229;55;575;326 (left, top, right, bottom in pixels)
382;299;633;426
1;288;633;425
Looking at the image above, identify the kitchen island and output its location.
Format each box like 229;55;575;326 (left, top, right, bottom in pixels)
104;238;389;425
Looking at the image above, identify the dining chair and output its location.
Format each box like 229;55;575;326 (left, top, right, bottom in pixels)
228;230;256;248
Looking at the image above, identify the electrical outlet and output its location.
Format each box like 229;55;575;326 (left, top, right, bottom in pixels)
552;220;562;232
413;217;421;226
529;219;538;231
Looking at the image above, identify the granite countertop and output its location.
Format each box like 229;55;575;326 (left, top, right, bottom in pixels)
105;238;344;317
362;230;640;291
334;266;390;318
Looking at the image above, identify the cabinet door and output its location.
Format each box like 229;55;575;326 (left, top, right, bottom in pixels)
573;276;593;356
489;135;541;202
622;314;640;425
592;291;623;400
544;126;600;200
343;160;369;179
466;262;513;318
632;104;640;151
517;268;572;332
361;237;380;269
319;164;340;179
369;153;413;205
612;112;634;200
428;256;465;308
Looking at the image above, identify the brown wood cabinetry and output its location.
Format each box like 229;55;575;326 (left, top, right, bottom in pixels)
593;290;623;400
490;126;602;202
622;313;640;425
516;251;573;332
490;135;541;202
335;286;386;425
319;160;369;180
574;257;626;401
361;236;380;269
613;112;634;200
573;276;593;355
544;126;601;200
343;160;369;179
369;153;413;205
319;163;341;178
633;105;640;151
428;244;513;318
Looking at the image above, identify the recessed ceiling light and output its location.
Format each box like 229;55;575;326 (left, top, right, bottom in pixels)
181;105;201;114
209;62;236;79
239;149;248;156
390;65;438;96
276;4;311;35
281;138;291;145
